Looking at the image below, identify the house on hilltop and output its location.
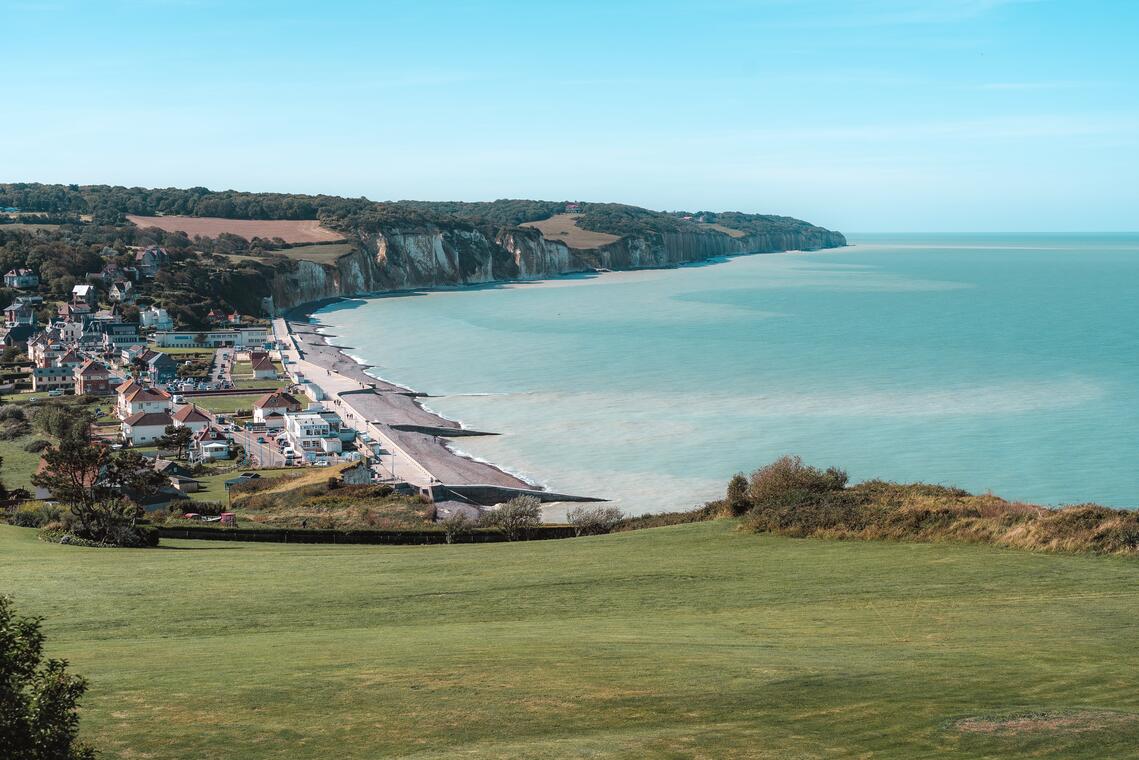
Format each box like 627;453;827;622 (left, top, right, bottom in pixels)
250;351;277;380
121;411;174;446
135;246;168;277
3;268;38;289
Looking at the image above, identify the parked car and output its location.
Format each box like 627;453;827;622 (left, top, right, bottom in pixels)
172;394;185;404
47;389;63;397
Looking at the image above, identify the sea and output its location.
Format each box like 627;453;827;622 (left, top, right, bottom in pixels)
313;234;1139;515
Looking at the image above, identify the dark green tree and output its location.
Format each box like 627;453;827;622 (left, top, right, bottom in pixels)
31;438;167;545
0;595;96;759
157;425;193;460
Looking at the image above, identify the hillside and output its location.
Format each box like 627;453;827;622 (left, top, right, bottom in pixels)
0;183;846;314
2;521;1137;759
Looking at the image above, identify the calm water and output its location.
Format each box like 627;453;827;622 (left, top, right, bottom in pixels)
315;234;1139;514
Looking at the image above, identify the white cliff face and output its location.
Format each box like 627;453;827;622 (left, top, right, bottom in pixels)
268;224;847;312
496;229;575;278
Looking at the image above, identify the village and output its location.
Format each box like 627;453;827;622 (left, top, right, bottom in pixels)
1;249;383;517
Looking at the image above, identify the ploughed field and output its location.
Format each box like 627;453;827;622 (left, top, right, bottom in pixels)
521;213;622;249
125;214;344;243
2;521;1138;758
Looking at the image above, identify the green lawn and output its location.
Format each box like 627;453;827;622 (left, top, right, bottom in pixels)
191;393;265;415
0;432;47;491
158;346;218;357
2;521;1138;759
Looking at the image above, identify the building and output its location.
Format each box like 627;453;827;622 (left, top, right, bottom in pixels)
153;327;268;349
3;269;38;289
339;460;374;485
74;359;113;396
252;391;301;427
192;425;232;461
108;280;134;303
31;365;73;393
100;322;142;351
140;306;173;331
0;323;36;347
134;246;168;277
57;302;91;323
71;284;96;306
249;351;277;380
141;350;177;383
283;409;343;458
121;411;174;446
27;331;63;368
3;302;34;327
118;386;172;420
171;404;212;434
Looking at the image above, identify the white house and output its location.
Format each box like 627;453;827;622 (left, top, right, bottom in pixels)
171;404;212;434
284;410;343;457
121;411;174;446
250;352;277;380
192;425;232;461
71;284;96;305
108;280;134;303
140;306;174;331
118;386;172;420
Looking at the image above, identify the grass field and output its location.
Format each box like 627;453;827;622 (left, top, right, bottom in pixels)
190;393;265;415
225;242;357;266
188;467;295;503
522;213;622;249
2;521;1138;759
126;215;344;243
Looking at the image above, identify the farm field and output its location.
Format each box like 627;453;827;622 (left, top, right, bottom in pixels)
2;521;1138;759
126;214;344;243
521;213;622;249
225;242;357;265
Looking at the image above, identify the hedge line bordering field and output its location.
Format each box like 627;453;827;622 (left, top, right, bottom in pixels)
157;525;578;545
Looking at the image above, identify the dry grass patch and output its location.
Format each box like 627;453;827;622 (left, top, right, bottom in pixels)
126;214;344;243
521;213;622;249
953;710;1138;736
698;222;747;238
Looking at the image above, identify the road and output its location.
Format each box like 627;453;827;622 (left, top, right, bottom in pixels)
211;347;234;385
230;427;285;468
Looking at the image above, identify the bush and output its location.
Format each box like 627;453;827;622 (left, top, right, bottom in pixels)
0;404;27;421
22;438;51;453
748;455;847;506
481;495;542;541
441;512;474;544
6;504;62;528
725;473;750;516
567;505;625;536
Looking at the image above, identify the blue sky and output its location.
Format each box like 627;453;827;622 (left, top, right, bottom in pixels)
1;0;1136;231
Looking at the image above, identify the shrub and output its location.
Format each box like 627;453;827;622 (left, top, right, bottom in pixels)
0;404;26;421
441;512;474;544
725;473;750;516
6;504;62;528
481;495;542;541
567;505;625;536
22;438;51;453
747;455;847;506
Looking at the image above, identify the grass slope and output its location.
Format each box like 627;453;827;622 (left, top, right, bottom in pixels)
2;522;1138;759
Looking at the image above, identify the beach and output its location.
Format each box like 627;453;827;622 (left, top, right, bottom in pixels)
278;313;604;514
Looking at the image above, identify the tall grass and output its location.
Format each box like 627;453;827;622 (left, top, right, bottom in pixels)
735;455;1139;556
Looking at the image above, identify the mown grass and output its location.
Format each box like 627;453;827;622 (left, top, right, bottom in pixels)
191;393;265;415
2;521;1138;759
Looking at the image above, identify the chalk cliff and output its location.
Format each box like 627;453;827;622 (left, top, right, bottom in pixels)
270;221;846;313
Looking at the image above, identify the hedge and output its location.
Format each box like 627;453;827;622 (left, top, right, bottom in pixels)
157;524;577;545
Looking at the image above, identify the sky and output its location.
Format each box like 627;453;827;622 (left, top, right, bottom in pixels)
1;0;1136;231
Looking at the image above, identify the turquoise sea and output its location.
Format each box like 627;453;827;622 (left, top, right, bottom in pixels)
315;234;1139;514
